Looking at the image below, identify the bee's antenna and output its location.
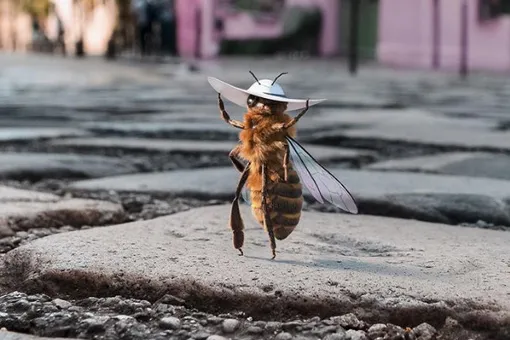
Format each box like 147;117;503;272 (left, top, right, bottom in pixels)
249;70;261;85
272;72;288;85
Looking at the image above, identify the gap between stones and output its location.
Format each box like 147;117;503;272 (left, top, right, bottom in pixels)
307;135;510;157
0;138;372;177
67;189;510;230
5;132;505;168
0;193;225;255
494;120;510;131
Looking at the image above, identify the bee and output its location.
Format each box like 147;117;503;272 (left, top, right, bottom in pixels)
207;71;358;259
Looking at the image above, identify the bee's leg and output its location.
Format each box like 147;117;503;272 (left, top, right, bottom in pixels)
231;164;250;256
262;164;277;259
283;99;310;129
283;143;289;182
218;93;245;129
229;145;245;173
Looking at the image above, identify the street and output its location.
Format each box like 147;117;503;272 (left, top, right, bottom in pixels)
0;53;510;340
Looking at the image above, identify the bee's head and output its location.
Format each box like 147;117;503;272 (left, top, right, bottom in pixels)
247;95;287;115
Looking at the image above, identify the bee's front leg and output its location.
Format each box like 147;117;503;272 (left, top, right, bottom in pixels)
283;99;310;129
262;164;277;259
230;163;250;256
218;94;245;129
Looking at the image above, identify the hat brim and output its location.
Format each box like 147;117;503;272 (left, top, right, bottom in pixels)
207;76;326;112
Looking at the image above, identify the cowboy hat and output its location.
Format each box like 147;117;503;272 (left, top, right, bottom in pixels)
207;72;326;112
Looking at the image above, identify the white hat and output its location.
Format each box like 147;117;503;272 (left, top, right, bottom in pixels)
207;72;326;111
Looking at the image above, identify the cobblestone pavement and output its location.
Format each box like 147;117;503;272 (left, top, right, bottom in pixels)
0;52;510;340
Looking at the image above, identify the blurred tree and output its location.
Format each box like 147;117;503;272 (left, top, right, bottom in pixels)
112;0;135;51
106;0;134;58
20;0;50;17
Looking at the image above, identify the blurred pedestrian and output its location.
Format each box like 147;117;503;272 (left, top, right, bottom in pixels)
131;0;151;56
159;0;177;56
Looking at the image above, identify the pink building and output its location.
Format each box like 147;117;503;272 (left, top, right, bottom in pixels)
377;0;510;72
175;0;340;59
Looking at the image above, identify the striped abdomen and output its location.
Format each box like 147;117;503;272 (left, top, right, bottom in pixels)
250;166;303;240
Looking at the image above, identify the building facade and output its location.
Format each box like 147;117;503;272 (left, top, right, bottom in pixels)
176;0;343;59
377;0;510;72
4;0;509;73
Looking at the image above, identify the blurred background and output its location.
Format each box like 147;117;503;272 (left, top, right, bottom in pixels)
1;0;508;74
1;0;510;222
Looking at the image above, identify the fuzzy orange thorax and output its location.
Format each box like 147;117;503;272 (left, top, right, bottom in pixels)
238;109;297;191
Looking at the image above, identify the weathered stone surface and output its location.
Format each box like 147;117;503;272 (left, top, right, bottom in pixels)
0;53;167;108
0;291;491;340
308;109;510;150
80;118;350;140
0;128;88;142
0;185;125;237
139;109;359;133
69;166;510;226
50;137;375;162
159;316;181;330
367;152;510;180
69;166;510;198
0;330;79;340
2;205;509;333
3;53;510;120
0;186;57;203
81;121;235;137
0;152;138;180
221;319;240;333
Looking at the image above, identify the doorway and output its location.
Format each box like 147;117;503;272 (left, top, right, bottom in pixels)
339;0;379;60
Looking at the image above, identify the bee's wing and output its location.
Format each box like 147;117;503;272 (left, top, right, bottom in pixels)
286;136;358;214
241;186;251;205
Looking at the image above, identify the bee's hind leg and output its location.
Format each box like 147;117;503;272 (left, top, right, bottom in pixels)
262;165;277;259
283;143;290;182
231;163;250;256
229;145;245;173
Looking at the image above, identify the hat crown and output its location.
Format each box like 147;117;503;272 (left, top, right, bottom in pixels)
248;79;286;97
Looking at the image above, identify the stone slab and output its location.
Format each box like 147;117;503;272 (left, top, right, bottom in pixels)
69;166;510;227
81;121;235;135
367;152;510;180
2;205;509;332
80;118;353;139
307;109;510;150
339;125;510;150
0;186;126;237
0;187;57;203
0;128;89;142
137;109;360;132
0;152;139;180
4;53;510;121
69;166;510;201
49;138;376;162
312;109;491;129
0;330;78;340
